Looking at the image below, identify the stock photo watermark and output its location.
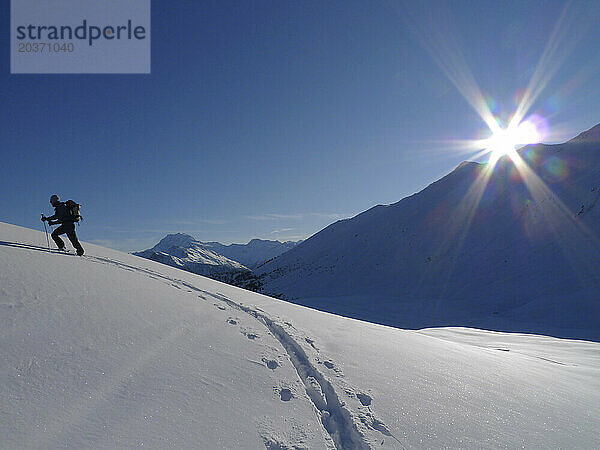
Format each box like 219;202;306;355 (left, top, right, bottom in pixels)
11;0;150;74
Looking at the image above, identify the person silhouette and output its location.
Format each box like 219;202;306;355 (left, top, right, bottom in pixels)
42;194;85;256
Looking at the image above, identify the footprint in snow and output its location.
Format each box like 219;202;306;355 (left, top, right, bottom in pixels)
261;437;293;450
243;331;260;340
356;393;372;406
305;338;318;351
359;410;403;444
279;388;293;402
214;303;226;310
262;358;279;371
227;318;238;325
322;361;335;370
371;418;392;436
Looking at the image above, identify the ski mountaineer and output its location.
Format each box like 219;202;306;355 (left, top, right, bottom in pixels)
41;194;85;256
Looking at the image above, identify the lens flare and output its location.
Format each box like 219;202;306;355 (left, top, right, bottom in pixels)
481;118;543;165
543;156;569;181
389;0;600;293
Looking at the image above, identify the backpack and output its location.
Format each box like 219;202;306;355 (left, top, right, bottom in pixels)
65;200;82;222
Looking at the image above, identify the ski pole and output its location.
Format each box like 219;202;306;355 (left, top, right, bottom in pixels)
42;214;50;252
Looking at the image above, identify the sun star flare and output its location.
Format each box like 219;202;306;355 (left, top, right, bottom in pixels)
481;118;543;165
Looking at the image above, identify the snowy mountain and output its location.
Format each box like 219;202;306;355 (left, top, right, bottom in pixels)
133;233;252;284
134;234;298;289
256;124;600;339
202;238;299;269
1;221;599;448
135;233;248;272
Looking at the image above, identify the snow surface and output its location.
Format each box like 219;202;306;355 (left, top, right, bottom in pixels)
2;221;599;449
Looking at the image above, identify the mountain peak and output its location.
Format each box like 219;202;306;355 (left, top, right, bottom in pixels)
248;238;270;244
154;233;197;250
455;160;479;171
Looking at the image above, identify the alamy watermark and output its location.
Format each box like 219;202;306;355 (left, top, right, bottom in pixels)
11;0;151;74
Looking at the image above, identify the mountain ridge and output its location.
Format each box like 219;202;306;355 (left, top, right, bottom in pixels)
133;233;299;289
256;123;600;338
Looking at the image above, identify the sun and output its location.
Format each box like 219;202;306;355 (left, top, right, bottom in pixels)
484;120;541;162
487;128;518;158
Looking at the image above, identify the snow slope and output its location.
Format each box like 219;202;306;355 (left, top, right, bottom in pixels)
1;221;599;449
256;124;600;338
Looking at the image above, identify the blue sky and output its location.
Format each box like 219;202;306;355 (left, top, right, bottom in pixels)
2;0;600;251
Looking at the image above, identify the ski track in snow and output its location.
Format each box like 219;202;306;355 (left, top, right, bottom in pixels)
85;254;402;449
